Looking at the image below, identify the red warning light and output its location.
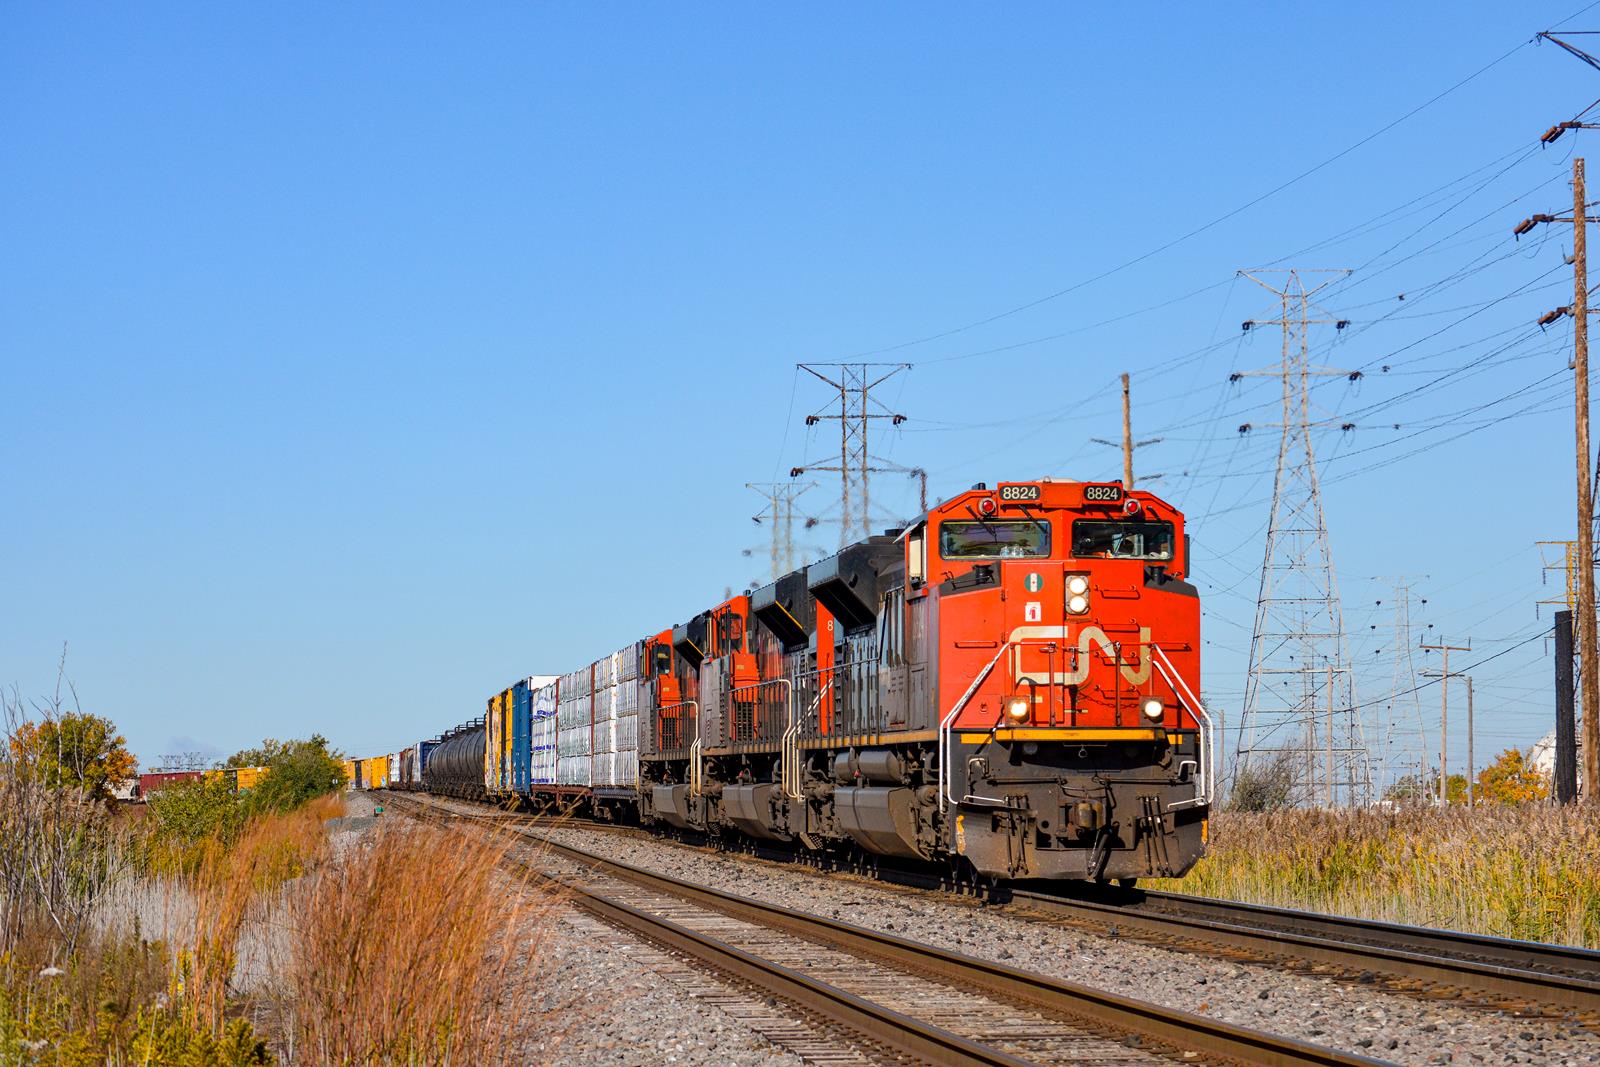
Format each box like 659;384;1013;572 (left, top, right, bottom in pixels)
1122;497;1142;516
977;497;998;517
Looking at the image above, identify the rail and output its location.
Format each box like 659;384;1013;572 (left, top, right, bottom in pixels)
1011;884;1600;1014
393;794;1600;1019
394;795;1387;1067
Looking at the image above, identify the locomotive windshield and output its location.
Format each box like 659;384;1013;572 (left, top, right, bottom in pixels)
939;520;1050;559
1071;519;1175;560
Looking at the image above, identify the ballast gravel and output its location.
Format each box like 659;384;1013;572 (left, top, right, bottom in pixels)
523;907;808;1067
529;824;1600;1067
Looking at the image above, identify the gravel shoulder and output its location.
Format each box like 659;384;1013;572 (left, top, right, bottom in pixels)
521;906;809;1067
529;822;1600;1067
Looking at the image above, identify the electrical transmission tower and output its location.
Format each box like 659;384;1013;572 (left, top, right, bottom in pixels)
1372;577;1430;799
791;363;923;546
745;481;816;582
1234;268;1372;808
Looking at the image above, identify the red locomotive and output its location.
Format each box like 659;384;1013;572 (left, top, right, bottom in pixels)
397;477;1210;884
638;478;1209;883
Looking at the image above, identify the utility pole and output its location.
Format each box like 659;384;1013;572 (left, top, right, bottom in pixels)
1420;638;1470;805
1576;160;1598;802
1518;157;1600;799
1092;372;1162;490
1557;609;1579;804
1465;674;1475;808
1234;268;1369;807
1122;373;1134;490
791;363;915;546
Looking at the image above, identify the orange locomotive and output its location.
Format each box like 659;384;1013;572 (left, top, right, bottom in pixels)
639;478;1210;883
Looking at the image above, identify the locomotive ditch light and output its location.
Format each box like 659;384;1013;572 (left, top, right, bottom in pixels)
1067;594;1090;615
1066;575;1089;596
1005;697;1031;723
1141;697;1164;721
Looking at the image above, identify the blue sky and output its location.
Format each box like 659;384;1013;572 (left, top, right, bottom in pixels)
3;2;1597;787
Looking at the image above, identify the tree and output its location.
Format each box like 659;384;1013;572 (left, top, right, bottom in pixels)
1477;748;1549;804
9;712;137;802
243;734;347;813
1228;751;1296;811
225;739;289;768
1385;773;1433;804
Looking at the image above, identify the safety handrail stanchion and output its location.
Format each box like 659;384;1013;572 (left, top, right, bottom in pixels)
937;641;1013;813
1151;645;1212;810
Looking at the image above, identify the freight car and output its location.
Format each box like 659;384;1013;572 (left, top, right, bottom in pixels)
390;480;1210;884
137;770;202;797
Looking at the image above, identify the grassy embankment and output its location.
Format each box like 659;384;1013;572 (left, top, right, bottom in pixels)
1153;806;1600;947
0;706;551;1065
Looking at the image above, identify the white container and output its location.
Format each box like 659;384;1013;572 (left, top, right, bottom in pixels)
612;715;637;752
531;741;557;785
615;647;638;683
558;724;592;758
556;754;591;786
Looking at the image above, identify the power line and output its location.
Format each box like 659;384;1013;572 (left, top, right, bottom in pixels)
838;38;1534;361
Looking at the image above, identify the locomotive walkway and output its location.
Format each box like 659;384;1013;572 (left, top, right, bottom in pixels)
392;793;1383;1067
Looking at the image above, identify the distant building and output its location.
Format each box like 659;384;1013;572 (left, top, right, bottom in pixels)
1528;729;1580;790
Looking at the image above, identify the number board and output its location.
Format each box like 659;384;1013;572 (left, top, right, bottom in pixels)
1082;483;1123;503
998;484;1041;502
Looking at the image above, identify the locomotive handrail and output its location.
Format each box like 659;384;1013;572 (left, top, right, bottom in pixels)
730;677;791;745
781;678;831;801
1150;644;1213;810
937;641;1015;813
657;699;701;794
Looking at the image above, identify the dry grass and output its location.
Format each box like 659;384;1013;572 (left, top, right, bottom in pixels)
187;800;333;1032
269;815;555;1066
1155;805;1600;947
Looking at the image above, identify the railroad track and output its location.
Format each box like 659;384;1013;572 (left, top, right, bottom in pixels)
388;792;1600;1019
390;793;1383;1067
1005;885;1600;1016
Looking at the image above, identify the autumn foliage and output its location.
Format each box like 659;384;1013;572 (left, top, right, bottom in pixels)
1476;747;1549;804
9;712;136;802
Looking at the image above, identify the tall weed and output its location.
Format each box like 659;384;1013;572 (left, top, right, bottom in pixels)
272;819;550;1066
1158;805;1600;946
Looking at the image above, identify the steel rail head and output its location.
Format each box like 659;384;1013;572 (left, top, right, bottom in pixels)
514;822;1389;1067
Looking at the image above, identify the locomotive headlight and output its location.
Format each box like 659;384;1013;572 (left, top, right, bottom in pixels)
1141;697;1164;721
1067;594;1090;615
1066;575;1089;596
1005;697;1031;723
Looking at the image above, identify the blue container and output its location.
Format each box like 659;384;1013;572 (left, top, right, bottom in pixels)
512;679;533;795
